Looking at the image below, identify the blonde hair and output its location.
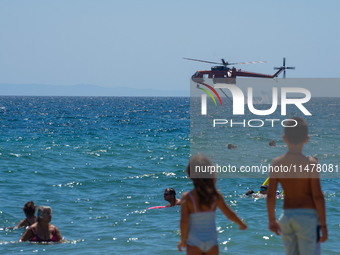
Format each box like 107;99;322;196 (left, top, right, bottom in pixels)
37;206;52;222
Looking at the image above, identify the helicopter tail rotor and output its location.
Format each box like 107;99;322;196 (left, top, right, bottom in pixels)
274;57;295;78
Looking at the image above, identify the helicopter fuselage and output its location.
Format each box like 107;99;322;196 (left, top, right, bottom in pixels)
191;66;284;84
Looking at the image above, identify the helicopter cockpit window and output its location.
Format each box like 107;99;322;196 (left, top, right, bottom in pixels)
192;72;200;77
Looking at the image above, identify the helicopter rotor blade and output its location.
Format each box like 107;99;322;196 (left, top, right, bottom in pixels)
183;58;221;65
283;57;286;67
286;67;295;70
184;57;267;66
228;61;267;65
283;70;286;79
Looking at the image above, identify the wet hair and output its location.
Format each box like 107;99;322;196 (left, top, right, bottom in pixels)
245;190;254;196
227;143;232;149
165;188;176;196
23;201;37;217
259;185;268;194
37;206;52;222
186;154;218;209
269;140;276;146
284;117;308;144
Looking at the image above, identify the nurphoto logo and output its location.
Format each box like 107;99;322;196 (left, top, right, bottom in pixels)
199;82;311;116
195;80;312;128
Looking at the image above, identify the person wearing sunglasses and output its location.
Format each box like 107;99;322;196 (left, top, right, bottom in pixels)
245;186;267;197
164;188;181;207
246;185;282;198
260;185;268;194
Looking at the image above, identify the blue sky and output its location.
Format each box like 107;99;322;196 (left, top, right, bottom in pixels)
0;0;339;93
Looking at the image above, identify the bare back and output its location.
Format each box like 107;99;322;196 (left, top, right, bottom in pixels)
271;153;318;209
184;189;217;213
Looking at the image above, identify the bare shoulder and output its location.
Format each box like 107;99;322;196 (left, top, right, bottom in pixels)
181;191;189;197
270;156;282;177
216;190;225;204
49;224;58;230
271;155;285;166
180;192;189;201
30;222;38;230
309;157;320;178
270;155;289;178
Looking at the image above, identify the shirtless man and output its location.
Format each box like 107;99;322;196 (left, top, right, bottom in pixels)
164;188;181;207
267;117;327;255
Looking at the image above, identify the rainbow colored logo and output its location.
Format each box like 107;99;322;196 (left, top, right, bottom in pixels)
197;82;222;106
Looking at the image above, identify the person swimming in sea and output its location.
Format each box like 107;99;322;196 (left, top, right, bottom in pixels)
15;201;38;228
269;140;276;146
245;185;268;197
245;185;283;198
19;206;62;243
178;154;247;254
164;188;181;207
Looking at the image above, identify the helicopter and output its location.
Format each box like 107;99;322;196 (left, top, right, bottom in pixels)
184;57;295;84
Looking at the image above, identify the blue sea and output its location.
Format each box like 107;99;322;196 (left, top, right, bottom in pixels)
0;96;339;254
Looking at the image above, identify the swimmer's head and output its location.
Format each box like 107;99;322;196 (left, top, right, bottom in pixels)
245;190;255;196
269;140;276;146
164;188;176;203
284;117;308;145
164;188;176;197
227;143;232;149
260;185;268;194
37;206;52;222
23;201;37;217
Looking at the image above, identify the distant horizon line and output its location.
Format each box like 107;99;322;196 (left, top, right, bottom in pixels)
0;82;188;91
0;83;338;97
0;83;189;97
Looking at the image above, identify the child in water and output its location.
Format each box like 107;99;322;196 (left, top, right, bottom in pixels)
178;154;247;254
